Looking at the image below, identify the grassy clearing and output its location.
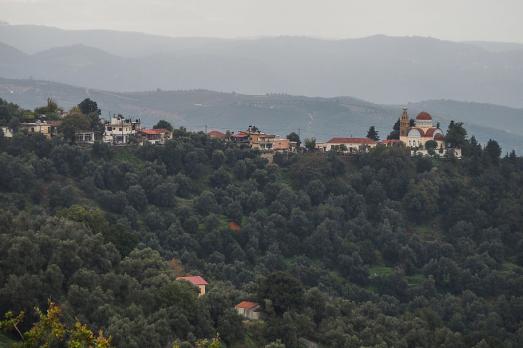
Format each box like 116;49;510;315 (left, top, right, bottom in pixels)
406;274;425;286
368;265;394;278
112;147;143;168
502;262;521;273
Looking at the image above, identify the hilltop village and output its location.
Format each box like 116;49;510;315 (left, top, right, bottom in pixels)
0;95;519;348
0;98;462;158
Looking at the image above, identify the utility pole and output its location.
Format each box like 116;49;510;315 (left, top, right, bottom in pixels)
204;124;207;134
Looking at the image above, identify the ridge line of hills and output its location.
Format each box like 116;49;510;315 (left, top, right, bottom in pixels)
1;24;523;108
1;77;522;153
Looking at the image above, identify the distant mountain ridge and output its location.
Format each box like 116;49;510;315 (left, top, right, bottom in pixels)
0;77;521;153
1;24;523;108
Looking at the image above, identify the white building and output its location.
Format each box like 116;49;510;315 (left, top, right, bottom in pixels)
75;131;96;144
103;115;141;144
0;126;14;138
316;137;377;153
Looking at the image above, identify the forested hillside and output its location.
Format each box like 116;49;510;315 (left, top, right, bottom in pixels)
1;99;523;347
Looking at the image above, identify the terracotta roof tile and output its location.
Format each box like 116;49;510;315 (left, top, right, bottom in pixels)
140;128;170;135
416;112;433;120
235;301;259;310
176;276;208;286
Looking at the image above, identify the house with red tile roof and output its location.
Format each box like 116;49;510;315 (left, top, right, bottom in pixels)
235;301;261;320
176;275;208;296
138;128;173;145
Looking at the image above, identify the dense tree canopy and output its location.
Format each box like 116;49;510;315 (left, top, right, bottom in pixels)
1;99;523;347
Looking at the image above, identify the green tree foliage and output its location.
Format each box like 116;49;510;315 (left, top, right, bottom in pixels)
59;113;91;143
304;138;316;151
485;139;501;164
78;98;101;116
367;126;380;141
78;98;104;133
34;98;61;118
1;302;112;348
286;132;301;147
0;98;24;126
387;119;400;140
446;120;468;148
257;272;304;316
153;120;174;131
0;101;523;347
425;140;438;154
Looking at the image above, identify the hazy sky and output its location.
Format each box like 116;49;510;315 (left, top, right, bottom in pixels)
1;0;522;42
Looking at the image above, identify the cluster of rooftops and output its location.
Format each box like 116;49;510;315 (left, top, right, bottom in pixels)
2;107;460;157
207;109;460;157
208;126;299;153
0;114;173;146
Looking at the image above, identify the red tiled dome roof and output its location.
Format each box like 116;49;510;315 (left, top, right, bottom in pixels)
416;112;432;120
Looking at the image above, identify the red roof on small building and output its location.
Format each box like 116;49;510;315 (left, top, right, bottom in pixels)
416;112;433;120
235;301;259;310
232;131;249;139
423;127;443;138
141;128;170;135
326;137;376;145
176;276;208;286
208;130;225;138
228;221;241;233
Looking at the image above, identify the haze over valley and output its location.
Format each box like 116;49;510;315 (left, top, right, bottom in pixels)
1;24;523;108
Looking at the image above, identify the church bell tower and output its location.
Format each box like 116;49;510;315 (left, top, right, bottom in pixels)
400;107;410;137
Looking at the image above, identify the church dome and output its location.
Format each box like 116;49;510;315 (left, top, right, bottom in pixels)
416;112;432;120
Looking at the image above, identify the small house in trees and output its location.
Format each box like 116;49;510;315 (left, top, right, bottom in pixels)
271;138;298;152
19;120;61;139
176;276;208;297
138;128;173;145
235;301;261;320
